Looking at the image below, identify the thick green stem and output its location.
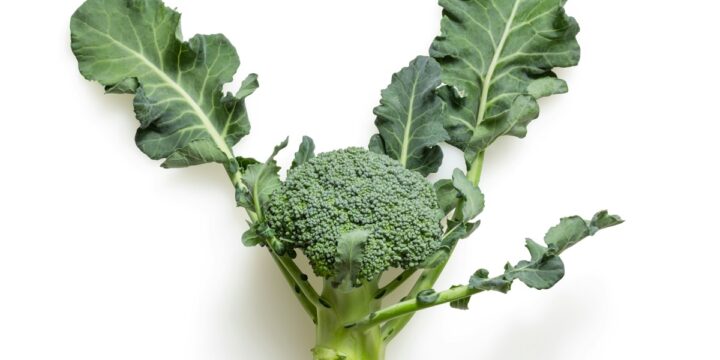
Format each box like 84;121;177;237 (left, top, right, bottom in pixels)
224;161;247;192
314;280;385;360
269;250;318;323
351;284;485;330
269;247;322;310
381;152;485;342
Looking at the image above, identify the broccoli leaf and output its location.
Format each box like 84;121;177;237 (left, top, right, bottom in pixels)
431;0;580;162
241;225;264;247
237;138;288;212
242;221;275;247
482;211;622;291
452;169;485;221
292;136;316;169
236;73;260;100
506;209;623;290
590;210;625;234
543;215;590;253
333;229;370;291
235;156;260;172
416;289;440;305
370;56;449;176
507;239;565;289
469;268;512;293
71;0;255;168
161;139;227;169
508;211;622;290
434;179;459;215
448;285;471;310
544;211;624;253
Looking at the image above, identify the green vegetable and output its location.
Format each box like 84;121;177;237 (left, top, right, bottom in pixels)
70;0;622;359
265;148;444;285
431;0;580;163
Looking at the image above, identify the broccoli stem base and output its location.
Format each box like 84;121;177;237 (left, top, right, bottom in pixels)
313;280;385;360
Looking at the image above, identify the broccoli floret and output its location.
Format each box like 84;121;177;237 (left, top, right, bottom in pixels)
265;147;443;284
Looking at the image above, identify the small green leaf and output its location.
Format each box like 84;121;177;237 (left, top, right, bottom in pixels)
268;137;289;161
371;56;450;176
332;229;369;290
590;210;624;234
451;169;485;221
292;136;315;169
441;220;480;249
434;179;459;215
266;236;290;256
236;73;259;100
510;255;565;290
544;216;591;253
240;163;281;211
241;222;274;247
238;139;288;211
524;238;547;262
468;269;511;293
367;134;385;155
241;228;262;247
416;289;440;305
449;285;471;310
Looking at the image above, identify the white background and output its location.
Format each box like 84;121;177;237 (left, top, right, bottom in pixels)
1;0;719;359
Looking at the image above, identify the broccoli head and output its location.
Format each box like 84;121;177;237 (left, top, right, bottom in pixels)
265;147;443;284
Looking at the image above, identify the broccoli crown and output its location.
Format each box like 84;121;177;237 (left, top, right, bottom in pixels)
265;147;443;283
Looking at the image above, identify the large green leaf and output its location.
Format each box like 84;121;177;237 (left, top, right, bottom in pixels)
430;0;580;162
71;0;255;168
370;56;449;176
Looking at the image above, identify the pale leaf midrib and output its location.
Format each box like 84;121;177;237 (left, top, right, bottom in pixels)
476;0;521;128
399;73;421;167
77;20;234;160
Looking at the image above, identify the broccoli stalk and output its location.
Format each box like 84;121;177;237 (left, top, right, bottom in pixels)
314;280;385;360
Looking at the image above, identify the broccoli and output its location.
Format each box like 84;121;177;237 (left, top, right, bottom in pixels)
265;148;444;285
71;0;623;359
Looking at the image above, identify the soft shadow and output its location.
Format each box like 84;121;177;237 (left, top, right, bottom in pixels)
222;249;315;359
163;163;236;200
479;292;598;360
85;74;314;356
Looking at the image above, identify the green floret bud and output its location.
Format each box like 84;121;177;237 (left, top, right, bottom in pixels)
265;147;444;284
